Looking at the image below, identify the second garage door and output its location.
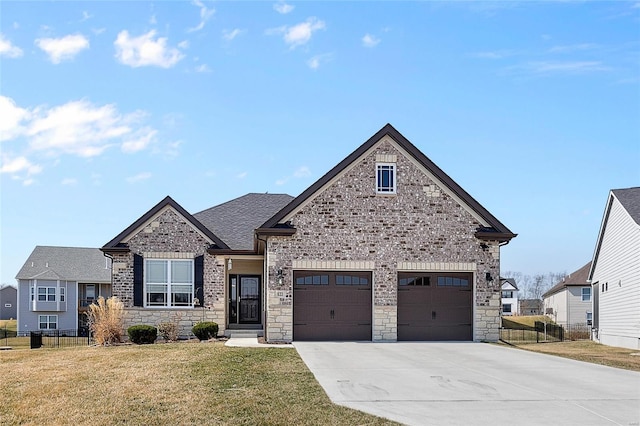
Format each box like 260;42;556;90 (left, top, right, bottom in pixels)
398;272;473;341
293;271;372;341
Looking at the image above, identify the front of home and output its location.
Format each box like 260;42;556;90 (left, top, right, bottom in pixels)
102;124;516;342
542;262;592;328
589;187;640;350
15;246;112;333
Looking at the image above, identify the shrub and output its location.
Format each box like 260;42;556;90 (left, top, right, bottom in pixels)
86;296;125;345
157;322;179;342
128;325;158;344
192;322;218;341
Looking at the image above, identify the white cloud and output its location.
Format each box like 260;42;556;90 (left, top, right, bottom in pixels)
1;95;158;162
293;166;311;178
268;17;326;49
121;128;157;153
307;53;332;70
276;165;311;185
126;172;152;183
35;34;89;64
195;64;211;73
273;2;295;14
80;11;92;22
519;61;611;75
178;40;190;49
236;172;248;179
92;28;106;35
114;30;185;68
362;33;380;48
0;154;42;176
150;14;157;25
188;0;215;33
61;178;77;185
548;43;599;54
223;28;244;41
0;96;31;141
0;33;24;58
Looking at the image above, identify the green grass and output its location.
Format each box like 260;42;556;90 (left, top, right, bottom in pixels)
502;315;553;330
0;342;399;425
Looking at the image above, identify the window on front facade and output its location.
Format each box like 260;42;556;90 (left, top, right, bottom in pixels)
39;315;57;329
295;274;329;285
145;259;194;307
336;274;369;285
437;276;469;287
586;312;593;326
503;304;512;313
37;287;56;302
60;287;65;302
376;163;396;194
582;287;591;302
502;291;513;298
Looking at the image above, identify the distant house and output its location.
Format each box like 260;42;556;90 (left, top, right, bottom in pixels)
500;278;518;316
519;299;542;316
15;246;112;332
543;262;592;327
0;285;17;320
589;187;640;350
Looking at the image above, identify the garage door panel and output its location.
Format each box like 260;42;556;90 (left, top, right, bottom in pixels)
398;272;473;341
294;271;372;341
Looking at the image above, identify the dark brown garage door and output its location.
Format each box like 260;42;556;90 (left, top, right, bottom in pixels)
398;272;472;341
294;271;372;341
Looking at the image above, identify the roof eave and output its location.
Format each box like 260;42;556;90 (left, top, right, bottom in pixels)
475;231;517;242
255;227;297;237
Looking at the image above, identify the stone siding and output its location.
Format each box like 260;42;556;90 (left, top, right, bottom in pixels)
266;137;501;342
122;308;224;340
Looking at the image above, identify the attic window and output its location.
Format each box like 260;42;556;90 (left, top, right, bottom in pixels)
376;163;396;194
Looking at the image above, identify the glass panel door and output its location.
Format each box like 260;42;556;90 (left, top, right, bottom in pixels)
239;276;260;323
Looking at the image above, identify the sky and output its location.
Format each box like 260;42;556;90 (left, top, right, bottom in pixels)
1;1;639;286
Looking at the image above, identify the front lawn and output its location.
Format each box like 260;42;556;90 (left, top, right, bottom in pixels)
0;342;397;425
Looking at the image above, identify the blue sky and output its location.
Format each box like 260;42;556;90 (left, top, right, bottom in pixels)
1;1;638;286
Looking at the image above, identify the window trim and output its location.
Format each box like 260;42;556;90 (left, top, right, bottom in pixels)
144;259;195;308
37;286;56;302
581;287;591;302
38;315;58;330
376;162;396;194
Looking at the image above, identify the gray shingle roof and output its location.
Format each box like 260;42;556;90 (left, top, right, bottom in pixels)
613;187;640;225
194;193;294;250
16;246;111;282
543;261;591;298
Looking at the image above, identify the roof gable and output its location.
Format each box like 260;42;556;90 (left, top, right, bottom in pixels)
588;187;640;280
16;246;112;282
501;278;518;290
102;196;228;250
260;124;515;241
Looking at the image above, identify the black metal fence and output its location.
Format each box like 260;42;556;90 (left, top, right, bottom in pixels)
29;329;93;349
500;322;565;344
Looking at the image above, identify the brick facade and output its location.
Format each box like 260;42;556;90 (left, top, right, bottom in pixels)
265;137;502;342
109;208;227;336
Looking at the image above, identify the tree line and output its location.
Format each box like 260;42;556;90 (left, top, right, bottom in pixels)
501;271;567;300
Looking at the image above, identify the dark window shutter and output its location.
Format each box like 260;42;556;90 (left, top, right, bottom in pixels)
133;254;144;307
194;255;204;306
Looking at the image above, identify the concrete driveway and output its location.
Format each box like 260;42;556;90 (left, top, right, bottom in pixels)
294;342;640;426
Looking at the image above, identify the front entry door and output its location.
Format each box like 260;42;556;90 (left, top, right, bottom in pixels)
229;275;261;324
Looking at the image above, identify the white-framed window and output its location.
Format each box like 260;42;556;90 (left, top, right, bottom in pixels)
502;291;514;298
145;259;194;307
586;312;593;326
502;304;512;313
582;287;591;302
376;163;396;194
38;315;58;329
60;287;65;302
30;286;34;301
37;287;56;302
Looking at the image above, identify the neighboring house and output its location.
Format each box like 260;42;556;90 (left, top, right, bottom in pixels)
543;262;592;328
500;278;518;316
102;124;516;342
15;246;112;332
589;187;640;350
0;285;17;320
519;299;542;316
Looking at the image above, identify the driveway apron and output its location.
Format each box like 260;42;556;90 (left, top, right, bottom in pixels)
294;342;640;426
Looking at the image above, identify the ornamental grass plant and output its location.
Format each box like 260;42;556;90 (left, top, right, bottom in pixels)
86;296;125;345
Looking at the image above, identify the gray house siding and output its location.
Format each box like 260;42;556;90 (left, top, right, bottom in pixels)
17;279;78;332
0;286;17;320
